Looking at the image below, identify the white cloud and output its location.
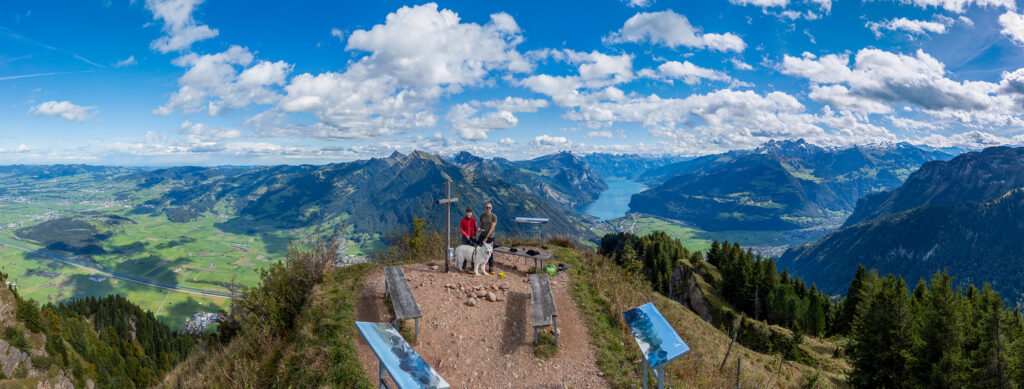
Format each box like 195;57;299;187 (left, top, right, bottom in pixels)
605;10;746;52
330;27;344;41
155;46;292;115
29;101;97;121
866;17;949;38
895;0;1016;13
1000;11;1024;45
114;55;137;67
145;0;219;53
447;97;548;140
782;49;1024;126
959;16;975;27
916;130;1024;149
887;115;937;130
498;137;515;146
276;3;530;139
731;58;754;70
532;134;575;148
583;130;615;139
729;0;789;7
645;60;736;85
17;144;29;153
623;0;653;7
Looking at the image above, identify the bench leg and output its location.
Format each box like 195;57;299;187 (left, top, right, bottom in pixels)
378;359;385;389
553;316;559;347
415;318;419;338
534;327;538;346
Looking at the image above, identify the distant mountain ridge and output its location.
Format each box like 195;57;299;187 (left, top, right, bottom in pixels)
579;153;685;180
629;139;952;231
779;146;1024;306
131;150;592;239
451;150;607;210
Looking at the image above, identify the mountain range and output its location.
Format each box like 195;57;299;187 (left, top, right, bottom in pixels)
131;151;593;239
629;139;952;231
779;146;1024;306
450;151;607;210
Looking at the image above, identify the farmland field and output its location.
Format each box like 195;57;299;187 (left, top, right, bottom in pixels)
0;168;365;329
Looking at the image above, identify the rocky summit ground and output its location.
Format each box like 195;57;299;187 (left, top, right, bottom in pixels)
354;247;608;388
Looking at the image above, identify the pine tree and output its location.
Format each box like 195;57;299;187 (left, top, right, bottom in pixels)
849;274;912;388
965;284;1011;388
837;265;869;335
906;271;966;388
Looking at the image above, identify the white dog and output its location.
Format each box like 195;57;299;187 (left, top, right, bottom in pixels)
453;242;493;276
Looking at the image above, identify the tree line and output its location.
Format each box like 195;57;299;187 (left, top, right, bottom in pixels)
598;232;1024;386
3;271;195;387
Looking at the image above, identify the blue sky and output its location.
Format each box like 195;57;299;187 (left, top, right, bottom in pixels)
1;0;1023;165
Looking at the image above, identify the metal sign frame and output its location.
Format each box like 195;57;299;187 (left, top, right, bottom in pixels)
622;302;690;389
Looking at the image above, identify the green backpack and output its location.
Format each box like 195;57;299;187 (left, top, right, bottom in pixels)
544;264;558;276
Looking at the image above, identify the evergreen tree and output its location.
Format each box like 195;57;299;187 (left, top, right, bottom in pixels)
906;271;966;388
849;274;912;388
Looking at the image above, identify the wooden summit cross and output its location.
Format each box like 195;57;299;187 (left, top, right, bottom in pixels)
435;180;457;273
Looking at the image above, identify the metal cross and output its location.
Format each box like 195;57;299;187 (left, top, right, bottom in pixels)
435;180;458;272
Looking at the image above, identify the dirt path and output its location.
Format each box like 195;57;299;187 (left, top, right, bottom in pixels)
354;248;609;389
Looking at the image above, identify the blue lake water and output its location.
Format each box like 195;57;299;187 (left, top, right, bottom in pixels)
577;179;647;221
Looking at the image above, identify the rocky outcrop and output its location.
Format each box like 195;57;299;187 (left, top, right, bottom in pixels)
670;263;713;323
1;339;31;378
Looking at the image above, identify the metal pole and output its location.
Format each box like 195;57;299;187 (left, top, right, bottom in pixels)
445;180;451;273
642;359;649;389
657;366;664;389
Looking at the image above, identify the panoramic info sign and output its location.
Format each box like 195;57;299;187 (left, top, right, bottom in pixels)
355;321;449;389
622;302;690;368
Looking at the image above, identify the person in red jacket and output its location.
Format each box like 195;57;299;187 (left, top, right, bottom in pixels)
459;208;477;246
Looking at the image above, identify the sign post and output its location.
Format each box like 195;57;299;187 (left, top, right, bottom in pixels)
622;302;690;389
435;181;458;273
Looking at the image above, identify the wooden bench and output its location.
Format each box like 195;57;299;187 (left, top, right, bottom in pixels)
355;321;449;389
529;273;559;347
494;246;553;273
384;266;422;337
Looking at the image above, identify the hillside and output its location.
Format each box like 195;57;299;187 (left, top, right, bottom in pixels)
630;139;951;231
136;151;592;239
0;272;194;387
580;153;684;180
162;234;848;388
451;151;607;210
779;146;1024;306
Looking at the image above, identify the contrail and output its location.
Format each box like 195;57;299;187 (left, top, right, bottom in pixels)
0;71;89;81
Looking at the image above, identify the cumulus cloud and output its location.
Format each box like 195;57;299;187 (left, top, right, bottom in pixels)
1000;11;1024;45
782;49;1024;126
498;137;516;146
605;10;746;52
447;97;548;140
276;3;531;139
623;0;653;7
155;46;292;115
29;101;97;121
642;60;737;85
583;130;615;139
866;17;950;38
895;0;1016;13
532;134;574;148
145;0;219;53
917;130;1024;149
114;55;137;67
729;0;789;7
330;27;344;41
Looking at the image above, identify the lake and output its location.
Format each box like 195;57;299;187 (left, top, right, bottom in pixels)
577;180;647;221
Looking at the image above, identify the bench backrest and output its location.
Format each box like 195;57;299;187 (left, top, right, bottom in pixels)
355;321;449;389
530;274;558;327
385;266;422;320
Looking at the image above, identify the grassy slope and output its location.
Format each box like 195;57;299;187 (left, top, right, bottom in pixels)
162;241;848;388
160;263;377;388
554;245;848;388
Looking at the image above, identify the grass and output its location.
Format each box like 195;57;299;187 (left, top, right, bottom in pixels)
551;243;849;388
534;330;559;359
161;262;378;388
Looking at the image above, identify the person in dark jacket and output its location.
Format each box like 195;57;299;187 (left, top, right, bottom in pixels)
477;203;497;272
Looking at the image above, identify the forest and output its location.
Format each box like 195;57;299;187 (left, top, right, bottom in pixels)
599;231;1024;386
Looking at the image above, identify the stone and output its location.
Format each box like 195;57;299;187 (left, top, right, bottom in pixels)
487;292;497;302
598;371;605;377
466;298;476;307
